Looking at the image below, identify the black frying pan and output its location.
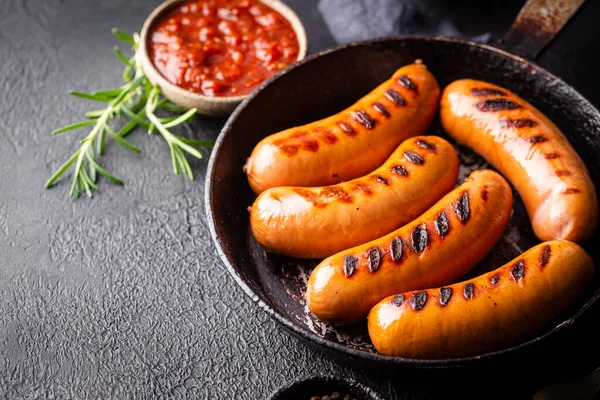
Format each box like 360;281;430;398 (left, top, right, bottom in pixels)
206;0;600;381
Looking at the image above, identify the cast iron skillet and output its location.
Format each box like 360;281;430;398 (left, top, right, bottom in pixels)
206;0;600;375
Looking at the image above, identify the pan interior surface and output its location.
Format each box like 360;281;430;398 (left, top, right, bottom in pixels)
206;37;600;366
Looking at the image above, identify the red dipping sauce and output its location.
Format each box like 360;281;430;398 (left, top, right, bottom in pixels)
149;0;301;97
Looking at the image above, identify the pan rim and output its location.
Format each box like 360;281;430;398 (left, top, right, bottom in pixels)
204;35;600;368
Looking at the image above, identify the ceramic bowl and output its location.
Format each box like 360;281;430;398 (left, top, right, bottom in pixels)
139;0;307;116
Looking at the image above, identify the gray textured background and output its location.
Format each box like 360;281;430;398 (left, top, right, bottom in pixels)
1;0;599;398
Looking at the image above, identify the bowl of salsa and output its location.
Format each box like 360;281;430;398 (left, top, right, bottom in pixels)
140;0;307;116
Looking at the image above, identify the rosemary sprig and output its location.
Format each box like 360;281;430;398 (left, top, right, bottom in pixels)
45;28;214;198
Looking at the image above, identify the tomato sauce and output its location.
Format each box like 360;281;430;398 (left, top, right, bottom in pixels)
149;0;300;97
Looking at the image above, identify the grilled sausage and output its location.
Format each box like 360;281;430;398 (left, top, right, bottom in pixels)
245;61;441;194
440;79;599;243
368;240;595;359
306;169;512;325
250;136;459;258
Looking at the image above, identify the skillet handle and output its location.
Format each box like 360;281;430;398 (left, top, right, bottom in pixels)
499;0;587;60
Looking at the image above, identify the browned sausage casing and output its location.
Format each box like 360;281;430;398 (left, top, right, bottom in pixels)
250;136;459;258
245;61;441;194
306;170;513;325
368;240;595;359
440;79;599;243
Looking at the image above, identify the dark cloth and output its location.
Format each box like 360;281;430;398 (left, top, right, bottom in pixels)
318;0;490;44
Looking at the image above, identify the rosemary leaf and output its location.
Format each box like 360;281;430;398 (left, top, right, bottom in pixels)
175;147;194;180
97;125;107;155
45;150;81;188
87;156;124;185
70;177;80;198
93;88;123;98
158;102;188;113
169;142;180;176
105;125;141;153
121;106;151;128
113;46;133;66
85;109;105;118
78;172;92;198
123;64;133;83
70;148;87;196
87;150;97;183
144;79;153;97
117;107;146;138
82;168;99;190
171;136;204;159
162;108;197;129
177;137;216;147
52;120;97;135
111;28;135;44
117;115;142;138
70;91;112;102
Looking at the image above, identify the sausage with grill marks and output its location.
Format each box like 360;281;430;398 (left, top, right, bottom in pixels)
306;170;512;325
250;137;458;258
368;240;595;359
440;79;599;243
245;61;440;194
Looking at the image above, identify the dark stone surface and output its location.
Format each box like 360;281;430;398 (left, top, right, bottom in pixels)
0;0;599;398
